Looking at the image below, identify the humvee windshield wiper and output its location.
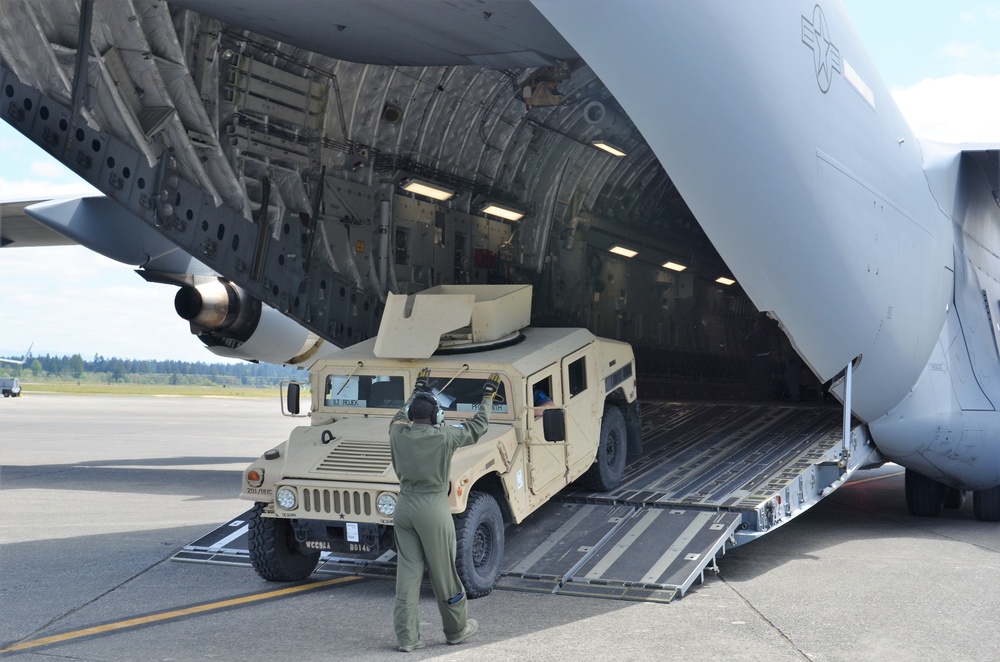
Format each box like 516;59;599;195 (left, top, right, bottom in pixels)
434;364;469;396
334;361;364;395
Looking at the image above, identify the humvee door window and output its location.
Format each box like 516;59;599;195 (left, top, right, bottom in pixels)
325;375;404;408
568;357;587;397
530;376;556;420
532;377;554;405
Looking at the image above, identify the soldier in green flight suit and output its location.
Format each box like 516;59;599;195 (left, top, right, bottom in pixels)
389;367;501;652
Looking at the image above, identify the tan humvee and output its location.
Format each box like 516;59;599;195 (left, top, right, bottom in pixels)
241;285;641;597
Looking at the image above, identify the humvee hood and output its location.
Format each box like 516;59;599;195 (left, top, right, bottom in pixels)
282;418;512;482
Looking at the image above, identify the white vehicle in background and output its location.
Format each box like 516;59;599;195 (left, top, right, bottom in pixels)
1;377;21;397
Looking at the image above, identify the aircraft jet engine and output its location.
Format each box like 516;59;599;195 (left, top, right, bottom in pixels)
172;278;332;365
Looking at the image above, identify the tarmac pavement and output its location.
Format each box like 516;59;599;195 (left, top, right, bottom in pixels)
1;393;998;661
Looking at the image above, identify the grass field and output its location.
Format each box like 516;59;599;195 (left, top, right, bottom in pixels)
15;382;293;398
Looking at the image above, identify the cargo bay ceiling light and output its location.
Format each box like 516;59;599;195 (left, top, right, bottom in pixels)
400;177;455;201
591;139;627;157
662;261;687;272
609;245;638;258
716;276;736;286
480;202;525;221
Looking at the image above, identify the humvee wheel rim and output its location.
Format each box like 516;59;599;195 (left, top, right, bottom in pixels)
606;428;621;466
472;522;493;568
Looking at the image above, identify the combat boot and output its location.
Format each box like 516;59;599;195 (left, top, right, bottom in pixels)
446;618;478;645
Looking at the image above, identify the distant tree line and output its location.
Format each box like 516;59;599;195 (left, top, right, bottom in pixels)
0;353;301;387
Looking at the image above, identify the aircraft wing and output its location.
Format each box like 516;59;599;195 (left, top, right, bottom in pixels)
0;198;76;248
6;193;338;366
0;342;32;365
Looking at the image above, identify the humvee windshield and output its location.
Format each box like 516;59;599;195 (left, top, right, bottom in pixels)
323;374;509;415
425;377;508;415
325;374;405;408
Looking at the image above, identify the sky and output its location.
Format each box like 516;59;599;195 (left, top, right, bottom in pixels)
1;1;999;363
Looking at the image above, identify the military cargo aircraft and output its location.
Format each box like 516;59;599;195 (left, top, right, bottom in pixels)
0;0;997;525
0;343;31;365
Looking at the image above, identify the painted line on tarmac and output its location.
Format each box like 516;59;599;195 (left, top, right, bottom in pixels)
0;576;362;655
846;470;905;486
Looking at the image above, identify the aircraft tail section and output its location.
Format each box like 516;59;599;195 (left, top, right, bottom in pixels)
532;0;954;424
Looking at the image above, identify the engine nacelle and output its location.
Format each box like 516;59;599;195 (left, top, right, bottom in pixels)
175;279;247;334
174;279;339;366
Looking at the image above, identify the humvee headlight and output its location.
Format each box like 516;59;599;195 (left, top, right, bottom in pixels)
376;492;397;517
275;486;297;510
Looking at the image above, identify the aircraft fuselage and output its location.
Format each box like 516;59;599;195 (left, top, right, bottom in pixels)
0;0;997;493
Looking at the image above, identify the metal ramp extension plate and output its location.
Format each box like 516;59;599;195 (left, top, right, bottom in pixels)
497;501;740;602
173;512;402;580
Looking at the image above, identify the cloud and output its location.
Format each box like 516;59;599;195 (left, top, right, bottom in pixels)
892;74;1000;143
28;160;71;179
0;124;100;200
938;41;1000;73
959;8;1000;23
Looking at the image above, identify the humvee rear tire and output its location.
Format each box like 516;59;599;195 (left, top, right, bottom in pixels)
454;491;504;599
580;405;628;491
247;503;319;582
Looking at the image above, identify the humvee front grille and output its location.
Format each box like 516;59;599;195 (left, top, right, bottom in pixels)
314;439;392;476
301;488;373;516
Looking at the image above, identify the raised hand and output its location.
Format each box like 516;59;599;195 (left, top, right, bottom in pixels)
483;373;502;400
414;367;431;392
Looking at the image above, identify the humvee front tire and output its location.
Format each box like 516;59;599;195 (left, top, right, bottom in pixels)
580;405;628;491
247;503;320;582
454;491;504;599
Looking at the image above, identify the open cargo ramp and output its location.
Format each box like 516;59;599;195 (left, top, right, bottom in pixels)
496;402;879;600
575;402;879;545
175;402;879;602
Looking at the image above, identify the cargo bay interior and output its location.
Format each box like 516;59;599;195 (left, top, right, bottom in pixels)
0;5;826;402
196;18;825;402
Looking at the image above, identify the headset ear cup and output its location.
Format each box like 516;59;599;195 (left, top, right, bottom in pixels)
435;408;445;425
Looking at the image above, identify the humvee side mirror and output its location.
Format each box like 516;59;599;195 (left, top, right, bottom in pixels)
282;380;305;416
542;408;566;442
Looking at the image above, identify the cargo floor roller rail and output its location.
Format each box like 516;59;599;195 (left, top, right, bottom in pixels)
176;396;879;603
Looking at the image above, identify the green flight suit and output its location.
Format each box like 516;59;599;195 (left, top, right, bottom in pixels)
389;393;492;648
